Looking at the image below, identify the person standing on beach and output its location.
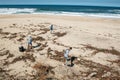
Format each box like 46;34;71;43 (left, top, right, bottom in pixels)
27;35;32;50
50;24;53;34
64;47;72;65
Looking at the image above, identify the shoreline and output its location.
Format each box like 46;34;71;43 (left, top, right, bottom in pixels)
0;13;120;19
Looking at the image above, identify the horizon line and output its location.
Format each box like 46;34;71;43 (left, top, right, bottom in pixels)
0;4;120;8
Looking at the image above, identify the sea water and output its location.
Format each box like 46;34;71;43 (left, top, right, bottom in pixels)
0;5;120;18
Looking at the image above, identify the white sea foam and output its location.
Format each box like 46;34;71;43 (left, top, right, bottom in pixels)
0;8;36;14
60;12;120;18
0;8;120;18
33;11;120;18
108;9;120;13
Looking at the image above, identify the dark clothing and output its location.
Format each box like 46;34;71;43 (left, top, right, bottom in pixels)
50;25;53;30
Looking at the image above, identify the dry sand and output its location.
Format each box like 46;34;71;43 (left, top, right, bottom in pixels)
0;14;120;80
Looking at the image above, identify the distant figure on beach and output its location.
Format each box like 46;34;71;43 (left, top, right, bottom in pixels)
50;24;53;33
27;35;32;50
64;47;72;65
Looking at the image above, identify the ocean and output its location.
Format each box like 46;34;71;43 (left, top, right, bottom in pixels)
0;5;120;18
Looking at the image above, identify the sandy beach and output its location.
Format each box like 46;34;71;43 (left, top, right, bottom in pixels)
0;14;120;80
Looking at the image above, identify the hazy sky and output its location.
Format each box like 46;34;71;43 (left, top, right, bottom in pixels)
0;0;120;7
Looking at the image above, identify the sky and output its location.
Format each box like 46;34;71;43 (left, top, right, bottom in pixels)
0;0;120;7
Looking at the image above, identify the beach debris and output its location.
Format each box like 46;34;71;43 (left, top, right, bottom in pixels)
0;48;5;51
1;32;18;39
12;23;17;26
88;72;97;78
36;42;48;51
9;24;17;28
53;32;67;37
69;26;72;28
101;77;120;80
66;72;80;80
17;34;26;42
33;63;55;80
40;28;49;34
0;50;10;56
107;59;120;66
53;40;69;48
47;47;53;57
50;50;64;62
0;67;20;80
0;28;2;32
3;32;10;35
54;50;63;57
17;38;24;42
3;60;10;66
75;59;120;79
33;36;45;42
0;31;10;35
38;24;46;28
11;54;35;64
81;44;120;56
20;34;26;38
102;72;111;77
7;53;14;59
8;33;17;39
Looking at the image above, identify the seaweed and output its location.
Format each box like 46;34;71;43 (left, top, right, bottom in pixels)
11;54;35;64
36;42;48;51
0;50;10;56
75;59;120;79
81;44;120;56
50;50;64;62
33;63;55;80
33;36;45;42
53;32;67;37
40;28;49;34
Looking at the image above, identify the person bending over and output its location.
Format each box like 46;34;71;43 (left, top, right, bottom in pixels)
64;47;72;65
